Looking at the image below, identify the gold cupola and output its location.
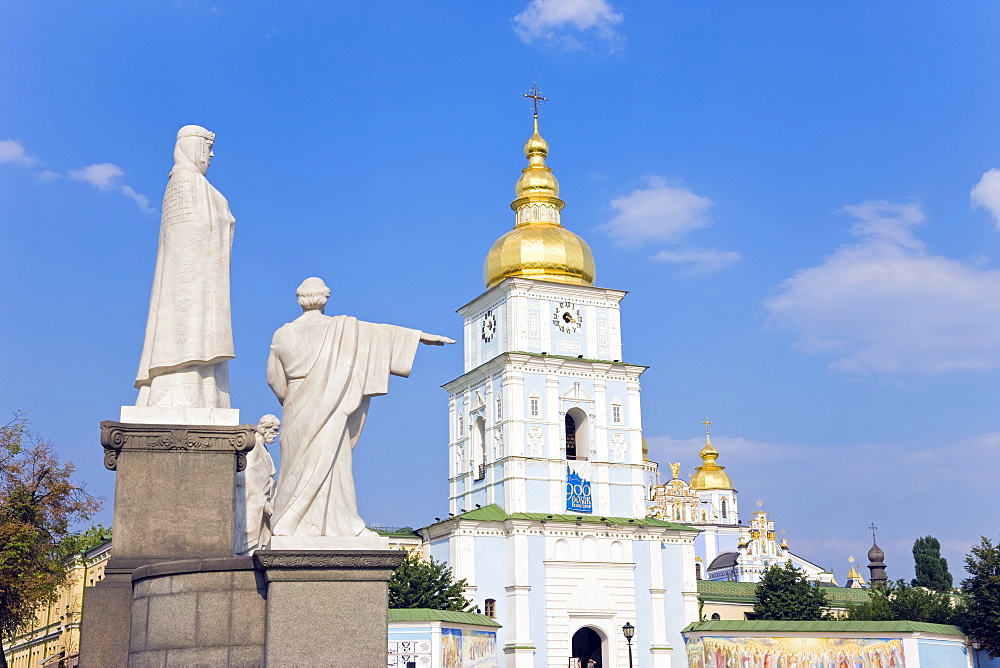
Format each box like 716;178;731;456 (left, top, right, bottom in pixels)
483;115;596;288
689;420;734;490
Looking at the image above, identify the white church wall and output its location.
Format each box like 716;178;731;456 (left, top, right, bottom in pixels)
663;539;699;655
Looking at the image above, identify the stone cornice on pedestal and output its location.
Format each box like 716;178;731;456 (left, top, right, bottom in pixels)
99;420;257;471
254;550;406;582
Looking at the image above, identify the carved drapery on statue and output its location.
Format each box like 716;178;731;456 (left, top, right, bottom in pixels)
135;125;235;409
267;315;420;539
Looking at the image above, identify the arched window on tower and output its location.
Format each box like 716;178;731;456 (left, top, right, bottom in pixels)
565;413;577;460
564;408;588;461
721;498;728;521
496;394;502;421
484;598;496;618
473;416;486;480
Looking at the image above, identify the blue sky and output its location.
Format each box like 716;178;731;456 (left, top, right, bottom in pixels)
2;1;999;583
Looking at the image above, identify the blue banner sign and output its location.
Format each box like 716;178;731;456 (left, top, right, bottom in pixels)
566;466;593;513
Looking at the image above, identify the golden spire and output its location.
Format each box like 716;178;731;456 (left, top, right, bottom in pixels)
483;85;596;288
847;556;866;584
689;418;734;490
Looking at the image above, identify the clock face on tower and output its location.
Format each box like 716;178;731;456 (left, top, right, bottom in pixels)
553;301;582;333
481;310;497;342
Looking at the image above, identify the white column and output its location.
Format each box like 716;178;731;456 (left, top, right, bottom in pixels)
703;526;719;566
681;539;701;624
647;539;672;668
504;521;535;668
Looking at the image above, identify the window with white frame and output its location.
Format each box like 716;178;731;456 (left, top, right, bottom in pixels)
529;395;540;417
611;401;623;424
496;394;502;421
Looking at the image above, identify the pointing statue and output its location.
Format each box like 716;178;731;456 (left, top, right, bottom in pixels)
234;415;280;555
134;125;236;409
267;277;454;548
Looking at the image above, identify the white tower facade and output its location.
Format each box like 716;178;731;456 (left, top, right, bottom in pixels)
446;278;649;518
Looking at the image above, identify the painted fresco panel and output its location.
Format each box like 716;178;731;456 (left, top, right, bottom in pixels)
442;628;498;668
685;635;906;668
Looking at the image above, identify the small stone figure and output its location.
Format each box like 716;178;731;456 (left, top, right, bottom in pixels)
134;125;236;408
267;277;453;546
234;415;279;555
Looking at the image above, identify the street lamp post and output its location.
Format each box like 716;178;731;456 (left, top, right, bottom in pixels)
622;622;635;668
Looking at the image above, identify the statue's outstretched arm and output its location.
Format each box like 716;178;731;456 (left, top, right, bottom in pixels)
419;332;456;346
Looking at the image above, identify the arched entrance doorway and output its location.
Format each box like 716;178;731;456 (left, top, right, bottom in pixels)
571;627;602;668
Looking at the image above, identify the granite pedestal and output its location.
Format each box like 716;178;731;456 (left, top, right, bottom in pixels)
255;551;405;668
79;420;256;667
128;557;265;667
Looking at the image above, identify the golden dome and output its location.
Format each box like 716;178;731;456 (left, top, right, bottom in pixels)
483;117;596;289
689;433;734;490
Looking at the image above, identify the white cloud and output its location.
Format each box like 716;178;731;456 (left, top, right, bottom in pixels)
513;0;623;51
0;139;39;166
650;248;741;275
600;176;713;247
766;201;1000;373
69;162;154;214
37;170;61;182
120;185;153;214
69;162;125;191
972;168;1000;229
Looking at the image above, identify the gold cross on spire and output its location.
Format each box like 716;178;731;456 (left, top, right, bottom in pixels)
524;83;547;118
702;418;712;437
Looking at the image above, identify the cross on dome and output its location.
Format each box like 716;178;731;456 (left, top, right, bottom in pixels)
523;83;547;118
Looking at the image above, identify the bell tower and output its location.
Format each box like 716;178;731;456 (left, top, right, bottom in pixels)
445;95;649;518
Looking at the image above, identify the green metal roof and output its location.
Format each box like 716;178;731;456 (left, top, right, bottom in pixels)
696;580;871;607
430;504;696;531
683;620;965;635
370;526;421;538
389;608;502;628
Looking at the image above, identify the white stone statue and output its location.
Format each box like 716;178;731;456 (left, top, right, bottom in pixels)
266;277;453;549
234;414;280;555
134;125;235;410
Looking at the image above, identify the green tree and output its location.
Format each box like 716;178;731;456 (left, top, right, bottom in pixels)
845;579;963;625
388;552;473;612
963;536;1000;658
753;561;829;621
0;414;100;668
61;523;112;556
912;536;953;591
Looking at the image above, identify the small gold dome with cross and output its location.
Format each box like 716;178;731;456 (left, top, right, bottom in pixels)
689;419;734;490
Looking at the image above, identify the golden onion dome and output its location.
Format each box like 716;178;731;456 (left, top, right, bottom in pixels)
483;116;596;289
689;434;734;490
